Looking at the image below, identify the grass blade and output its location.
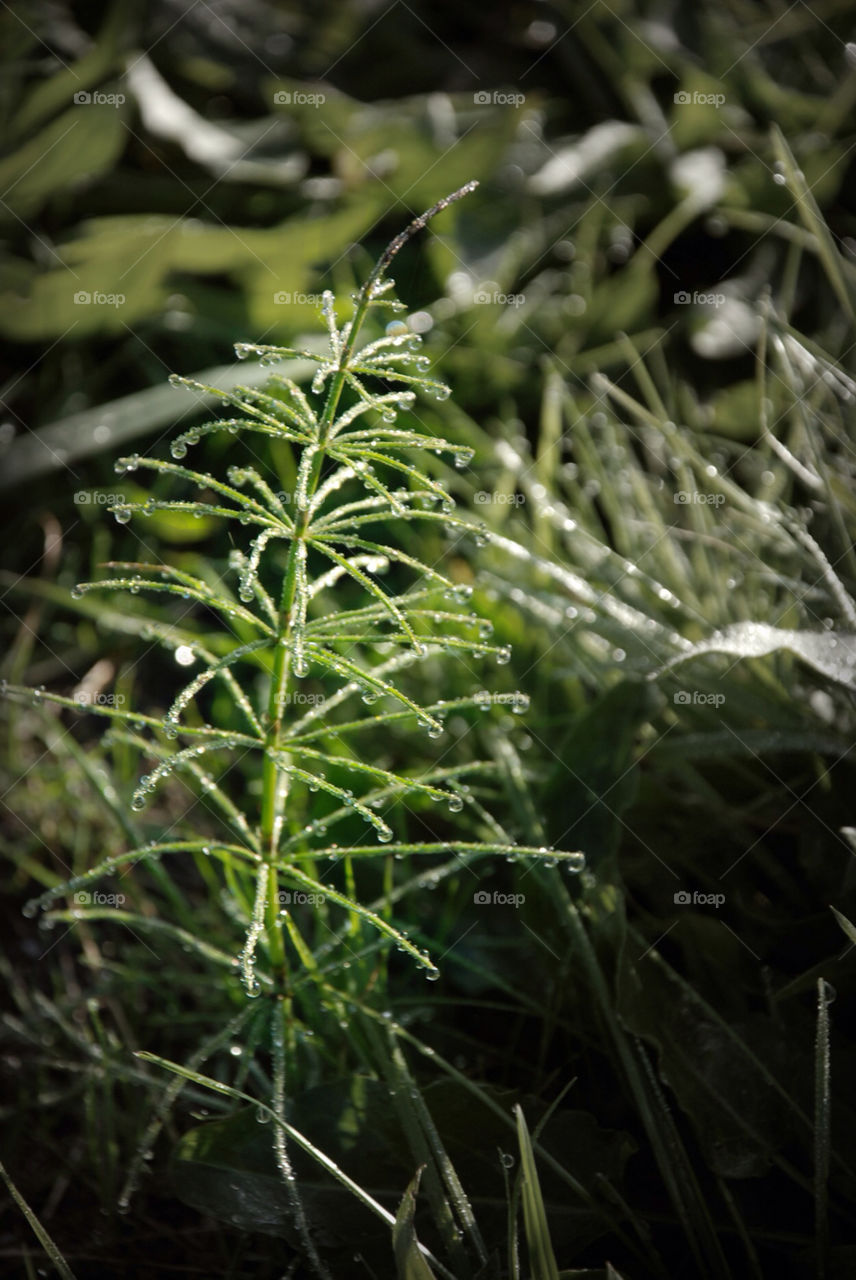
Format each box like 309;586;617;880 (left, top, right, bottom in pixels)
393;1167;440;1280
0;1159;77;1280
515;1103;560;1280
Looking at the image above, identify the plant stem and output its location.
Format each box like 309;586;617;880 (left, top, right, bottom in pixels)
257;181;479;987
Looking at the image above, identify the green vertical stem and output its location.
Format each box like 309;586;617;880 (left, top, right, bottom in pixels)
256;182;479;990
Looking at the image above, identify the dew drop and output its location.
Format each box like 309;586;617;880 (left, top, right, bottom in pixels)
113;506;131;524
170;440;187;460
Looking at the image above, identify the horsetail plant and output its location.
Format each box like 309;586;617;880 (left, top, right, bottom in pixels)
11;183;584;1275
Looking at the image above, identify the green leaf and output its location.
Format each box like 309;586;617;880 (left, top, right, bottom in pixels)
516;1104;560;1280
169;1077;407;1245
771;125;855;320
616;942;803;1179
830;905;856;947
9;8;125;139
393;1167;439;1280
0;103;125;221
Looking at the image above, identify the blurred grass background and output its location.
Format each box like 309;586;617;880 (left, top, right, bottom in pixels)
3;1;856;1277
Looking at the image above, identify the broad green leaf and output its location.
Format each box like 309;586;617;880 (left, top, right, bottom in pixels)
10;7;125;139
0;103;125;220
